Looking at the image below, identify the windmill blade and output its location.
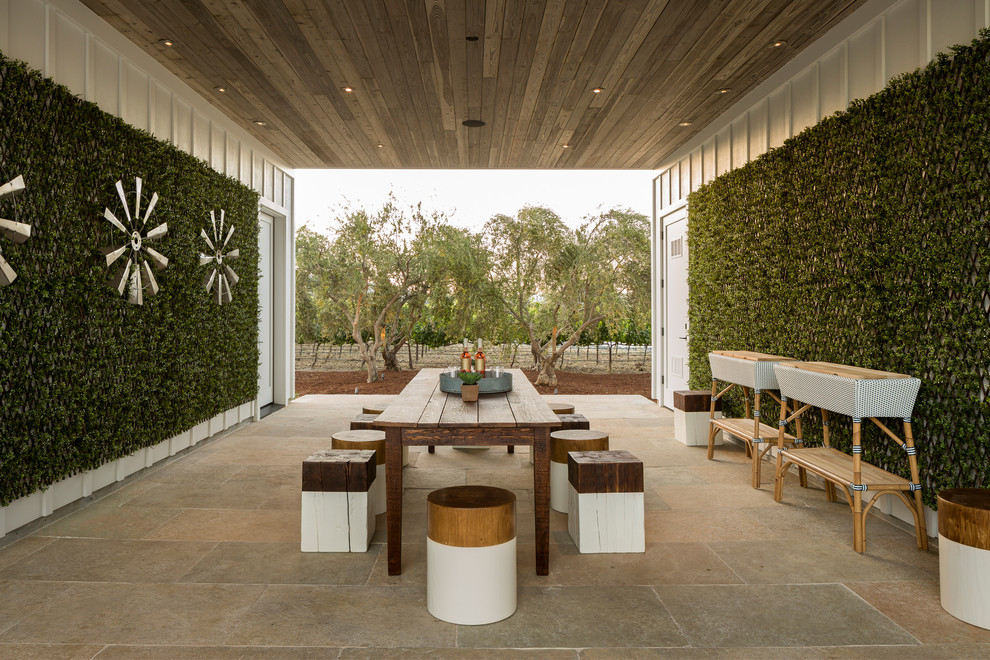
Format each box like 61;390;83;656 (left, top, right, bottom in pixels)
128;263;143;305
0;255;17;286
114;180;132;223
104;208;128;234
144;246;169;269
0;218;31;243
221;224;235;251
215;273;225;303
225;248;239;259
145;222;167;240
104;244;128;267
224;264;239;287
113;258;132;295
0;175;25;199
134;177;142;221
220;273;232;304
210;209;217;239
200;227;215;251
142;260;159;296
142;191;158;226
199;253;215;266
203;268;216;291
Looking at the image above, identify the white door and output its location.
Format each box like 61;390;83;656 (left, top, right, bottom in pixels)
662;208;689;409
257;211;274;407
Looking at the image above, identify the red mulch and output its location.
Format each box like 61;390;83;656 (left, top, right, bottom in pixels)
295;369;654;399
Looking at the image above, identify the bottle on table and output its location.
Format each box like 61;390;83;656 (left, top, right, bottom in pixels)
460;339;472;373
474;339;486;376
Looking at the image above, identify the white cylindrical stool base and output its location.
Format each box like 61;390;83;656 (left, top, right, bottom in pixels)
369;468;386;516
940;534;990;630
550;460;569;513
427;537;517;625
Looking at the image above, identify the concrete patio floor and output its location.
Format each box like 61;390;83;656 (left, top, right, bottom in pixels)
1;394;988;659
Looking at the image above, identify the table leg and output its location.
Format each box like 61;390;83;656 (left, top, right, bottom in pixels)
533;426;550;576
386;427;403;575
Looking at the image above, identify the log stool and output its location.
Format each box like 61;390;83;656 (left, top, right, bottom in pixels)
349;414;409;465
673;390;722;447
331;430;387;515
530;414;590;464
362;405;386;415
549;429;609;512
549;403;575;415
938;488;990;629
301;449;376;552
567;450;645;553
427;485;517;625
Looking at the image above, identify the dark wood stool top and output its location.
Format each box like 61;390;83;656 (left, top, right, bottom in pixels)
557;413;590;430
673;390;722;413
350;413;379;430
302;449;376;493
939;488;990;550
427;485;515;547
567;449;643;494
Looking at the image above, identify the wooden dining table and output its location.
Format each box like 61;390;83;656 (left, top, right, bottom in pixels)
374;368;560;576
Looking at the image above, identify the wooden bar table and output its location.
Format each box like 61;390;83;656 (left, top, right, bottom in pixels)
374;368;560;576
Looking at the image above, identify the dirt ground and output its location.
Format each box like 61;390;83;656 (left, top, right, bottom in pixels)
295;369;655;399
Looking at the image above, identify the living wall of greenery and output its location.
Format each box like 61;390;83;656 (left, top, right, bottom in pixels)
0;53;260;506
688;31;990;508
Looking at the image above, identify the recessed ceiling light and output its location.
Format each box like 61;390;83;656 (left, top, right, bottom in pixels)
591;87;604;94
342;86;353;93
717;87;731;94
376;143;384;148
216;86;227;93
771;40;787;48
462;119;486;128
253;120;267;126
466;35;479;41
562;144;569;149
678;121;693;127
159;39;175;47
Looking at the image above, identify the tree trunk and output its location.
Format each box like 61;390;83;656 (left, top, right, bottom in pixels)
407;342;414;369
535;351;558;386
382;345;401;372
310;342;320;368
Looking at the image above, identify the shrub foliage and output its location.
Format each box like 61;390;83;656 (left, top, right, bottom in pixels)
0;53;260;506
688;32;990;507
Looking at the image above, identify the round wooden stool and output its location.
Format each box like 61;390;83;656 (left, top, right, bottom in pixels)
938;488;990;630
362;405;386;415
331;430;387;515
348;415;409;466
426;485;516;625
548;429;609;512
549;403;575;415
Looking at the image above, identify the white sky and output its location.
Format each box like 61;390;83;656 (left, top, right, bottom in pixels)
293;169;657;234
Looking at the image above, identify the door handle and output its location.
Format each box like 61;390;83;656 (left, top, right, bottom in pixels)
678;336;687;340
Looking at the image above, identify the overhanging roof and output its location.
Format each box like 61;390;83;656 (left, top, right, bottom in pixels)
79;0;867;169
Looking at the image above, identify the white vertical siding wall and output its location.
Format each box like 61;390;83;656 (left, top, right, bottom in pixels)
654;0;988;214
0;0;296;537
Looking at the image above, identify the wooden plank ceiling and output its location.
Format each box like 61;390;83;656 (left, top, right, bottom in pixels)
79;0;867;169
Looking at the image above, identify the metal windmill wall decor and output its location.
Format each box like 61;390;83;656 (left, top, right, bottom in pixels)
102;177;168;305
0;174;32;286
200;209;239;304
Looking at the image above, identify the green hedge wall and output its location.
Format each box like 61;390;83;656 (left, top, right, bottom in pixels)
0;53;260;506
687;31;990;508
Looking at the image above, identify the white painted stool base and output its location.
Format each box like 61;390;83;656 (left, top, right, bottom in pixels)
550;460;570;513
300;491;373;552
427;537;517;625
401;447;410;466
939;534;990;630
369;470;387;516
674;409;722;446
567;487;645;553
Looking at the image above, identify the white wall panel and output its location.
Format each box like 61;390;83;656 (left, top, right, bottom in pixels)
669;162;679;205
715;127;731;176
240;146;253;187
930;0;980;57
121;61;148;131
91;40;118;115
0;0;10;53
731;116;748;169
173;97;192;153
848;24;881;102
689;149;702;194
211;125;226;173
768;86;790;148
51;10;86;94
152;81;171;141
748;100;768;160
193;110;210;163
819;47;846;119
8;0;46;72
885;0;922;80
701;141;715;185
226;134;239;180
791;65;818;135
679;156;690;200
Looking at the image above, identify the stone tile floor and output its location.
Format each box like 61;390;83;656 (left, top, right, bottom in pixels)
1;394;988;659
